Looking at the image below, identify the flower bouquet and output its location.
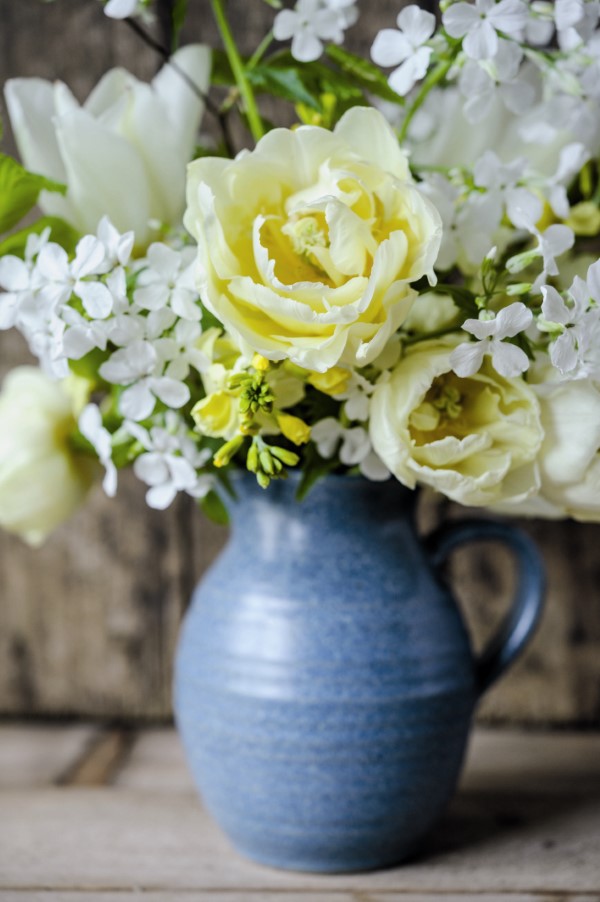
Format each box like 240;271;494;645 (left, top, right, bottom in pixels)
0;0;596;873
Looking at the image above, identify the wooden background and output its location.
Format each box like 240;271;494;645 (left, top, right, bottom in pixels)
0;0;598;724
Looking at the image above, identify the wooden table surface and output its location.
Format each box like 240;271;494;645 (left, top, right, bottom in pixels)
1;725;599;901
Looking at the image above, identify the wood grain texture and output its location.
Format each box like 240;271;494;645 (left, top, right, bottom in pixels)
1;726;599;894
0;0;598;722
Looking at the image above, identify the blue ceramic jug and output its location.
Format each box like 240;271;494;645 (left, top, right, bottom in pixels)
175;474;545;873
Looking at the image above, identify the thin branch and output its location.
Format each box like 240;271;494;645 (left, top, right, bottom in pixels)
123;16;236;156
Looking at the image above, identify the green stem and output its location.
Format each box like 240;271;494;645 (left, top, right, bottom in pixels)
210;0;265;143
398;57;453;145
248;30;274;71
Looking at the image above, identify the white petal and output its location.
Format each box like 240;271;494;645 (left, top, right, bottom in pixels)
291;29;324;63
135;452;170;486
443;2;481;38
72;235;106;279
550;331;578;373
371;30;413;67
397;5;436;44
359;451;391;482
449;341;487;376
389;49;432;96
76;281;114;319
273;10;299;41
541;286;570;324
586;259;600;303
146;482;178;510
121;381;156;420
495;302;533;338
0;256;29;292
104;0;139;18
150;377;190;409
463;20;499;60
490;340;530;377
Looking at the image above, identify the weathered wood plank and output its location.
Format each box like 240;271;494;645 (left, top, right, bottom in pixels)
1;786;598;892
1;894;597;902
1;730;599;893
0;723;99;787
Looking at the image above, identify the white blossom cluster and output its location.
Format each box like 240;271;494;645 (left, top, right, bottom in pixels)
371;1;600;150
0;217;215;509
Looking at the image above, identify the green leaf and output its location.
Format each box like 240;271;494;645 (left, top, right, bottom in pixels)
199;489;230;526
248;65;321;110
260;0;282;8
0;216;79;258
172;0;188;47
325;46;405;105
0;153;66;234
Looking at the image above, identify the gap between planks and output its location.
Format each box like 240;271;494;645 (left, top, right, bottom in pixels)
55;727;135;787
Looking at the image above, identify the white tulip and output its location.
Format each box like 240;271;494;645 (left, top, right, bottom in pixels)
531;379;600;522
5;45;211;245
0;368;96;546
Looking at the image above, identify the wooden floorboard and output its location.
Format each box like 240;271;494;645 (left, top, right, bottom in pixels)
1;728;599;896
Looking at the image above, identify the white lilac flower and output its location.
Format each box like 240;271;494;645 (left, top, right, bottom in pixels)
442;0;528;61
134;244;200;321
96;216;135;269
419;174;500;269
125;418;211;509
473;150;542;227
540;261;600;376
371;5;436;96
459;40;535;123
311;417;390;480
158;320;210;382
556;0;599;47
78;404;118;497
0;229;52;330
99;339;190;420
35;236;113;319
450;302;533;377
273;0;357;62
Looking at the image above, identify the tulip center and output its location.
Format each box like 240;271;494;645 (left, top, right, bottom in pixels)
409;375;467;440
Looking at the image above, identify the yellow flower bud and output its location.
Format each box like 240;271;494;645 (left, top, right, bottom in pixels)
192;391;238;440
565;201;600;237
276;413;311;446
308;367;350;396
252;353;271;372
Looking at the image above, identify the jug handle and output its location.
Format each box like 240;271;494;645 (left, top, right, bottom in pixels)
426;519;546;696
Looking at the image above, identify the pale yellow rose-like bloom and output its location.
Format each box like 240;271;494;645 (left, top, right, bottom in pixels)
0;368;97;546
370;338;543;507
185;107;442;373
512;378;600;522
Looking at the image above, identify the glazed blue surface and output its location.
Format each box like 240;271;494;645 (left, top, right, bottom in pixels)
175;474;545;873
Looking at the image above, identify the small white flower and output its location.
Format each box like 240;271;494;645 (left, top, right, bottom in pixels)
459;40;535;123
311;417;390;480
134;244;200;321
450;302;533;377
35;236;113;319
125;418;211;509
78;404;118;497
99;339;190;420
419;174;500;268
540;260;600;376
273;0;356;62
371;5;436;96
96;216;135;269
473;150;542;227
443;0;528;60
